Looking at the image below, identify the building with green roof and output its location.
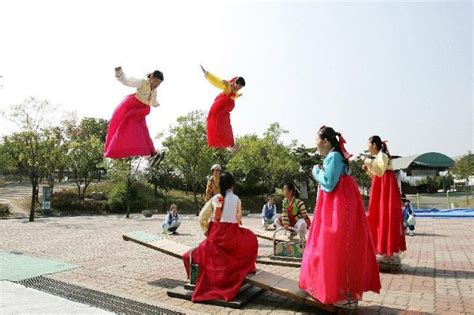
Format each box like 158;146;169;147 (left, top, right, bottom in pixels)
392;152;455;192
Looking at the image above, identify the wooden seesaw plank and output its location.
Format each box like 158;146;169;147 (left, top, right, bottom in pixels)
246;270;335;312
255;256;301;268
248;227;289;242
122;231;336;313
123;231;297;266
122;231;191;259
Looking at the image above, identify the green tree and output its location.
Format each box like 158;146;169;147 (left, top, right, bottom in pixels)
0;142;18;179
350;155;372;196
65;117;107;199
162;111;215;214
64;117;108;143
67;136;104;200
145;159;179;212
292;145;321;192
227;134;267;191
262;124;299;192
227;123;299;194
451;153;474;204
2;97;60;221
2;131;46;221
41;127;68;193
107;158;143;218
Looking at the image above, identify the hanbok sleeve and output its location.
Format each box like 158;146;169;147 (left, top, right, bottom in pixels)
366;152;389;177
150;92;160;108
205;71;228;90
297;200;308;218
297;200;311;227
314;152;345;192
199;199;213;233
205;178;213;201
115;68;144;88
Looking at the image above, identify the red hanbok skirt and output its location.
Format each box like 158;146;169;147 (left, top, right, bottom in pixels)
104;94;156;159
299;175;381;304
182;222;258;302
367;170;407;256
206;93;235;148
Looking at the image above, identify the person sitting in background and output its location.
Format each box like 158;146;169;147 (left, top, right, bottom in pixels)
402;199;416;236
275;183;311;241
261;195;277;230
162;204;181;234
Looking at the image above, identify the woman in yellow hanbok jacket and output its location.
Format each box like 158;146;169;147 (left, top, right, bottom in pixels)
200;65;245;148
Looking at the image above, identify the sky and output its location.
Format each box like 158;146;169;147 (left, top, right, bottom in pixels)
0;0;472;158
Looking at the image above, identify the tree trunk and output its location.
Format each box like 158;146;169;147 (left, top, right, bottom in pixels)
466;180;470;205
76;183;82;201
192;183;199;216
29;178;37;222
35;185;40;203
125;180;131;218
163;194;168;213
154;184;158;197
125;160;132;218
81;179;91;200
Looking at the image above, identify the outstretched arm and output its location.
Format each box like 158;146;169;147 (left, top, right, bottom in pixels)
150;94;160;108
201;65;228;90
115;67;143;88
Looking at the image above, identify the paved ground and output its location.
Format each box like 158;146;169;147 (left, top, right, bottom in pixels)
1;281;113;314
1;214;473;314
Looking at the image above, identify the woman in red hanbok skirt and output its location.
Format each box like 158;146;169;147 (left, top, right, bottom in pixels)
299;126;380;306
200;65;245;149
104;67;164;166
182;172;258;302
364;136;406;268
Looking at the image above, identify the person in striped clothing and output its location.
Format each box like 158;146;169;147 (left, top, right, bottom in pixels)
274;183;311;241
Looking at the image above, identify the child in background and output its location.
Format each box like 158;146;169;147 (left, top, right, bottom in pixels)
261;195;277;230
275;183;311;241
402;199;416;236
162;204;181;234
